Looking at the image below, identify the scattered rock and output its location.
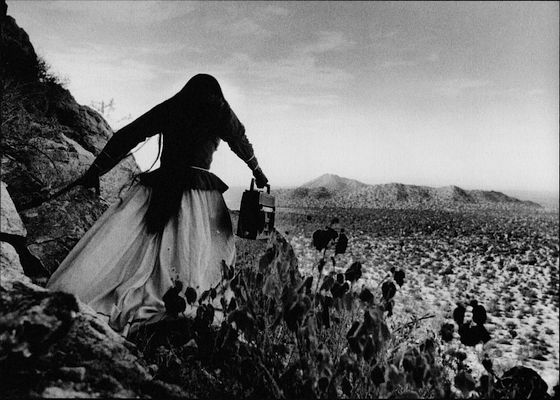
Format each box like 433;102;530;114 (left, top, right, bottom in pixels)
41;385;97;399
0;277;192;398
0;242;29;288
1;180;48;282
1;181;26;236
58;366;87;382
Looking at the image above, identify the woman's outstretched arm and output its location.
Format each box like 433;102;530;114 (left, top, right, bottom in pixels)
218;104;269;187
82;100;170;182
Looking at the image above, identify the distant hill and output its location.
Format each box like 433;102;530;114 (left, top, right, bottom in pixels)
273;174;542;210
301;173;368;191
502;189;559;211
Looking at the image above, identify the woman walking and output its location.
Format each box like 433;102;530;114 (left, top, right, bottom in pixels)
47;74;268;335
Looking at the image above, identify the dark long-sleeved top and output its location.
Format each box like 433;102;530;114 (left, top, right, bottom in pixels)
89;98;259;193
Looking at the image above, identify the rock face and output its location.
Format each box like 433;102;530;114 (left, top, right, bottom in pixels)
0;241;28;286
1;180;44;282
1;3;139;273
0;7;38;81
0;260;190;398
1;181;27;236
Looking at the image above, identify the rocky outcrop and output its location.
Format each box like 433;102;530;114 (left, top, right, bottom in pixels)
0;256;191;398
0;2;39;81
1;2;139;273
0;241;29;286
1;84;138;272
1;180;45;282
1;181;26;236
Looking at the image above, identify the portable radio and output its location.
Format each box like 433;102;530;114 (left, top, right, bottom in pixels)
236;179;275;240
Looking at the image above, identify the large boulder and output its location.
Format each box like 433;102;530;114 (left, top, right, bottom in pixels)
0;282;191;398
0;238;190;398
1;180;46;282
0;242;29;287
1;180;26;236
41;83;114;154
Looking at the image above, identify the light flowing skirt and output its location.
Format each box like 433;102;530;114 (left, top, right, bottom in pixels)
46;182;235;334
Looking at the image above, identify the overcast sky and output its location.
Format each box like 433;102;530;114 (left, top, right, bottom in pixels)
8;1;559;192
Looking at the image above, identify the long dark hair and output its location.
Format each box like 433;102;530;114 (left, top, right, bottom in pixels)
142;74;228;234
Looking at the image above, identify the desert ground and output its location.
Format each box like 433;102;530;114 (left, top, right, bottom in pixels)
270;206;560;389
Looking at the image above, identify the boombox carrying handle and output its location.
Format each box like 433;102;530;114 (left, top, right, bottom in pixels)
250;178;271;194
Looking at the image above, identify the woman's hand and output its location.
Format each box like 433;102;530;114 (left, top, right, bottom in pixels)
253;166;269;189
75;169;101;196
